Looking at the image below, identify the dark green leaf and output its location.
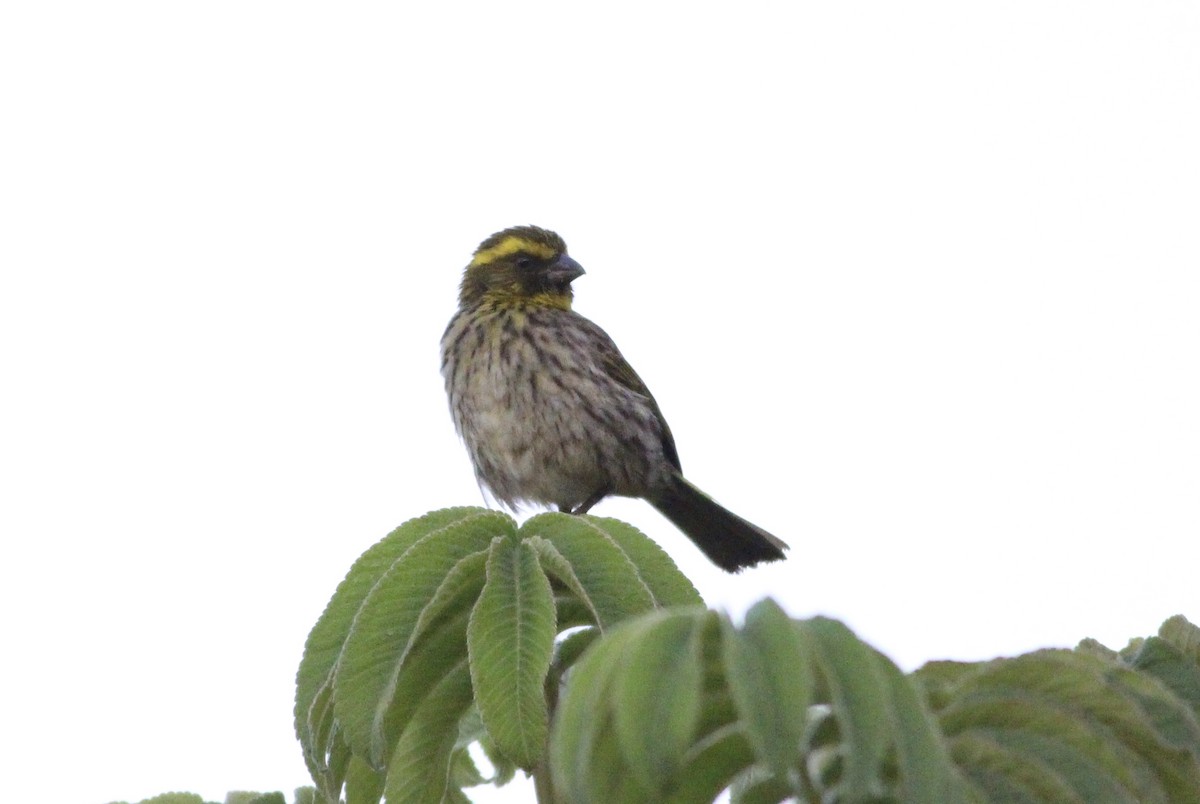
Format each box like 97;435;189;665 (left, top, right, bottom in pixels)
950;732;1083;802
1128;636;1200;721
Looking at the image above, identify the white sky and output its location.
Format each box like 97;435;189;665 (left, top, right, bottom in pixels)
2;3;1197;803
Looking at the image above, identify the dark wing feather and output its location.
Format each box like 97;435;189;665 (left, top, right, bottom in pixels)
576;314;682;472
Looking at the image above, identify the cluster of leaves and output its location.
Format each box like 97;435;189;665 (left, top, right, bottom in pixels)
551;600;968;803
917;614;1200;801
105;791;303;804
551;611;1200;803
291;507;1200;803
122;507;1200;803
553;616;1200;803
293;507;701;804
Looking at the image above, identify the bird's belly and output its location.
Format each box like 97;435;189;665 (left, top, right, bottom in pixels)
462;371;609;509
444;308;670;510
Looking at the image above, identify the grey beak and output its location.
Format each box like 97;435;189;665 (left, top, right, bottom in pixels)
547;254;585;285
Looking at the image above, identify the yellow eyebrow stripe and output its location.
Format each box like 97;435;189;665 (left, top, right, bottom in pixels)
470;236;557;267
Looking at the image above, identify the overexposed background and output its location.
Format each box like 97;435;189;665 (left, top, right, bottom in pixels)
2;3;1197;803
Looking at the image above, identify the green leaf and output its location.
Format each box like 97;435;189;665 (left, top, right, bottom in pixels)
467;536;557;769
333;511;509;765
553;605;967;803
522;514;657;628
296;508;502;773
914;660;983;710
301;684;351;802
875;651;966;802
292;788;319;804
729;770;794;804
1160;615;1200;664
374;587;479;773
612;610;706;795
932;649;1200;801
552;627;600;677
343;755;385;804
1076;637;1120;662
980;726;1138;802
804;616;892;800
577;515;703;607
449;743;486;788
666;724;758;804
383;658;475;804
722;599;812;780
1128;636;1200;721
950;731;1085;802
551;622;654;804
942;690;1164;801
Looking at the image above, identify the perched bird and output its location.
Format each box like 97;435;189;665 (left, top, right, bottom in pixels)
440;225;788;572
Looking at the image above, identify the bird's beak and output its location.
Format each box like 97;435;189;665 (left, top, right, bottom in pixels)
546;254;585;285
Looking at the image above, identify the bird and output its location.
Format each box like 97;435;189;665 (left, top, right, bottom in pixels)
440;225;788;572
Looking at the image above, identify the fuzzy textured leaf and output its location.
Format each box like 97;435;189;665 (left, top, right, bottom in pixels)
333;512;509;765
923;648;1200;802
576;515;703;607
467;536;557;769
522;514;658;628
296;508;499;779
383;658;475;804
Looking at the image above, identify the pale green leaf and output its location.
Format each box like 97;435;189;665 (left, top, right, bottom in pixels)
550;623;652;804
722;599;811;779
804;616;892;800
875;651;965;802
612;610;706;795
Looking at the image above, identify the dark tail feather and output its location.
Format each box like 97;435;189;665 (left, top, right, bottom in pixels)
649;476;788;572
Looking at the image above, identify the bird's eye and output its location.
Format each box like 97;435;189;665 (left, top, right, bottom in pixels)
513;255;535;270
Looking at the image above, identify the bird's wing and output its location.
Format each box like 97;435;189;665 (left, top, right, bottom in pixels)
577;315;682;472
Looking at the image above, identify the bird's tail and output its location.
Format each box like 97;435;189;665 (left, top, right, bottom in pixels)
649;476;788;572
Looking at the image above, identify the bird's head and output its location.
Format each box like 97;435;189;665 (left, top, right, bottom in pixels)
459;225;585;309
